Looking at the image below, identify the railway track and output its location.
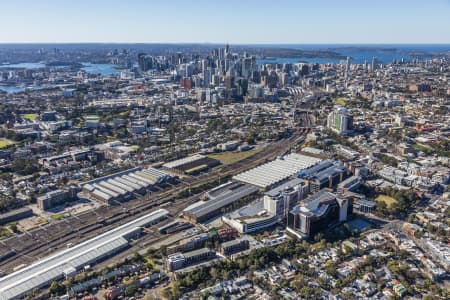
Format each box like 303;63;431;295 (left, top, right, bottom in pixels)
0;134;305;274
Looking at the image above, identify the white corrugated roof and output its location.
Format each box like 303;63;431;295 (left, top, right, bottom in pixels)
0;209;169;300
233;153;322;188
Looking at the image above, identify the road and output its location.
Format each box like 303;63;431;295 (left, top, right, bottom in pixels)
0;133;307;275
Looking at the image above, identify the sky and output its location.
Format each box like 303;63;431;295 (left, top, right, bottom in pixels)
0;0;450;44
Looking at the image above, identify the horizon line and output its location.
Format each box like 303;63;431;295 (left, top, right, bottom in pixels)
0;42;450;45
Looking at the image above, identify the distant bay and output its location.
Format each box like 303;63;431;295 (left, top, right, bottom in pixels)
257;44;450;65
0;62;120;75
0;86;28;93
80;63;121;76
0;62;46;69
0;85;51;93
0;63;120;93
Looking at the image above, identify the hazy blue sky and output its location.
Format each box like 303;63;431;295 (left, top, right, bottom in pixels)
1;0;450;43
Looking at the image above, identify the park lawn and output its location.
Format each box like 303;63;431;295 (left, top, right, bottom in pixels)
412;143;434;154
208;146;264;166
0;138;15;149
23;113;38;121
376;195;398;208
50;213;65;221
144;256;157;269
333;97;347;106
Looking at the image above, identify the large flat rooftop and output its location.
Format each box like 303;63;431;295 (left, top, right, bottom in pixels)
233;153;322;189
184;182;259;221
0;209;169;300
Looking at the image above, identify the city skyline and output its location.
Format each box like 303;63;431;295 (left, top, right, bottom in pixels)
0;2;449;299
1;0;450;44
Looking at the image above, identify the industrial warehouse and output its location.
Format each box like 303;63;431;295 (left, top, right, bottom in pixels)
183;182;259;223
0;209;169;300
162;154;220;175
223;158;352;234
80;167;173;204
232;153;322;190
185;153;352;227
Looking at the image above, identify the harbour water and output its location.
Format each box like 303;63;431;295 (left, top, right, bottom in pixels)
0;63;120;93
0;86;28;93
257;44;450;65
0;62;46;69
1;45;450;93
0;62;120;75
0;85;51;93
80;63;121;76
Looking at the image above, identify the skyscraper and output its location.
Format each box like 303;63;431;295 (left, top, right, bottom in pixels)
371;57;377;72
203;69;211;88
138;53;153;72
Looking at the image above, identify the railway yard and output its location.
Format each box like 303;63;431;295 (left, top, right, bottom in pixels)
0;132;307;276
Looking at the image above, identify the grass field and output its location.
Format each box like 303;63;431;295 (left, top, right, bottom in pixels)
333;97;347;106
412;143;434;154
0;138;15;149
376;195;398;208
50;213;65;221
23;113;38;121
208;147;264;166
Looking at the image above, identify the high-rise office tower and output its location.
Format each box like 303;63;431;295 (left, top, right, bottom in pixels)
225;43;230;56
371;57;377;72
203;69;211;88
138;53;153;72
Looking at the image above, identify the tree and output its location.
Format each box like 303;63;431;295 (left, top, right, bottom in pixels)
238;259;247;270
406;213;416;223
160;287;171;299
170;280;181;299
9;223;18;233
132;251;143;262
125;285;137;297
160;245;167;256
49;281;65;296
221;269;231;281
314;232;324;243
325;260;337;277
209;267;218;279
11;157;39;175
63;277;74;292
291;274;306;292
376;200;388;216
